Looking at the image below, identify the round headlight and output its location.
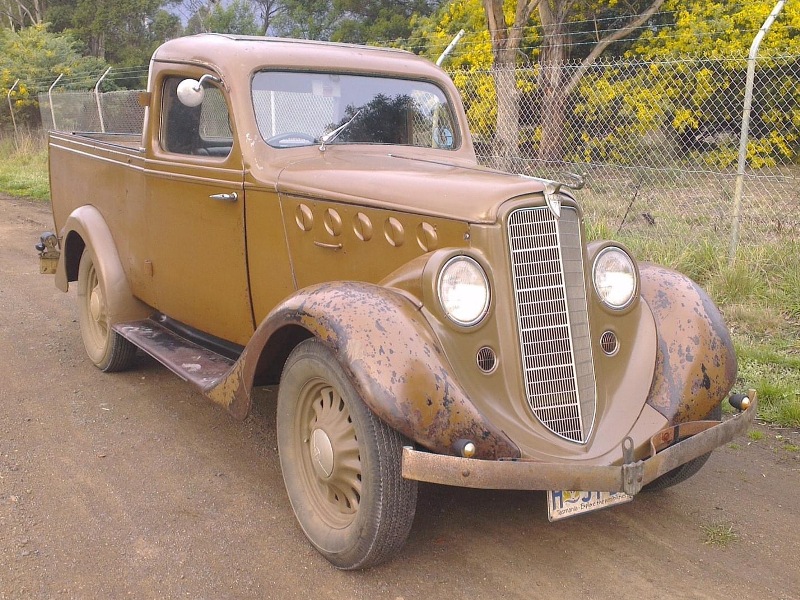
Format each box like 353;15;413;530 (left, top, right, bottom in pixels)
437;256;490;327
593;247;637;309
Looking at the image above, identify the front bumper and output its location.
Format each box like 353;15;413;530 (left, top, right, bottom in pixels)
402;394;756;496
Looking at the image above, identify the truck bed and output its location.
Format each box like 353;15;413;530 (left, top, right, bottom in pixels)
57;131;143;151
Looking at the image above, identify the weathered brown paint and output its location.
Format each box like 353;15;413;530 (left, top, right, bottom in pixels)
211;282;520;460
55;205;150;324
640;263;737;424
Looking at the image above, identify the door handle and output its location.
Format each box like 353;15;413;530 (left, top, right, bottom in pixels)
209;192;238;202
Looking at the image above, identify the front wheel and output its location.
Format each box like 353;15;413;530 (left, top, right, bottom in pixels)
277;338;417;570
77;249;137;372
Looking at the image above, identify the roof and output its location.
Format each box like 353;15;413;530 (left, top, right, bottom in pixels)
151;34;446;81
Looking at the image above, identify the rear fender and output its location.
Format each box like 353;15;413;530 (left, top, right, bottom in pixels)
641;263;737;424
209;282;520;460
56;205;150;323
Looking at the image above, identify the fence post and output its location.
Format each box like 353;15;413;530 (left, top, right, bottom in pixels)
729;0;786;264
437;29;466;66
94;67;112;133
7;79;20;149
47;73;64;131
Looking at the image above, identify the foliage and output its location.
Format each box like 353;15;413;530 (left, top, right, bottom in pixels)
186;0;261;36
332;0;438;44
406;0;539;142
269;0;439;43
406;0;492;138
53;0;178;67
270;0;339;40
590;0;800;168
0;0;46;28
0;24;107;126
406;0;799;169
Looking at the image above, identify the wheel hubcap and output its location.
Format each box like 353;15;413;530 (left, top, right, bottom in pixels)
82;264;109;353
310;428;334;478
297;381;362;526
90;287;103;322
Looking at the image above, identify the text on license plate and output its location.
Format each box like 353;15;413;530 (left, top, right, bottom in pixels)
547;489;633;522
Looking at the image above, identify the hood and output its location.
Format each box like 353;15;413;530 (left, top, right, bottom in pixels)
274;150;548;224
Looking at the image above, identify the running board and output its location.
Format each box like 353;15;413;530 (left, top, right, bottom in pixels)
113;319;235;390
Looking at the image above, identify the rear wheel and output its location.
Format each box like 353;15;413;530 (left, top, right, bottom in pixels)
77;249;137;372
644;404;723;492
277;338;417;570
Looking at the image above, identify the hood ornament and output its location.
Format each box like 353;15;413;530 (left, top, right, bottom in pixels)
521;172;585;220
543;183;562;219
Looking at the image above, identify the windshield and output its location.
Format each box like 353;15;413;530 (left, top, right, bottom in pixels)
252;71;460;150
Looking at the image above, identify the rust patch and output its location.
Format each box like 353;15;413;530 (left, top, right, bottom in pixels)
640;264;737;424
205;355;249;419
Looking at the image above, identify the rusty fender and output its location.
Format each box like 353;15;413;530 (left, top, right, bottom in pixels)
55;205;150;323
640;263;737;424
206;281;520;460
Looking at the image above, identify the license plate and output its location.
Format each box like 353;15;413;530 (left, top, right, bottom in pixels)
547;489;633;522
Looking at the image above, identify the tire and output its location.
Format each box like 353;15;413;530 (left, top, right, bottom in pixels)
643;403;723;492
77;249;137;372
277;338;418;570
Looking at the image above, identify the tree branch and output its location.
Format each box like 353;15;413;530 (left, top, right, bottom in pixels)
509;0;541;50
482;0;507;51
563;0;666;96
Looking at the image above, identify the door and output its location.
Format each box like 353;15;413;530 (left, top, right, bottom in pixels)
144;74;253;345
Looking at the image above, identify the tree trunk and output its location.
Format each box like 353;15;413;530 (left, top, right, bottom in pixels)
536;0;571;164
535;0;666;163
482;0;541;172
492;48;519;172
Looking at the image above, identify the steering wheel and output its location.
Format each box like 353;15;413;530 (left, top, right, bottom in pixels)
266;132;316;147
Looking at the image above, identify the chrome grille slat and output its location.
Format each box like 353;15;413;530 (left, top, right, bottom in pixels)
507;206;596;443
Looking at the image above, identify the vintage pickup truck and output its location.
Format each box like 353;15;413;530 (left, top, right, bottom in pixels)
40;34;755;569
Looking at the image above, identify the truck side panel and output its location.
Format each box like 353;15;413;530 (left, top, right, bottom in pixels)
48;133;155;307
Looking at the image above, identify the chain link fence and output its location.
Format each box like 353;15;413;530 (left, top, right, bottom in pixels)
455;54;799;253
33;53;799;257
38;89;144;134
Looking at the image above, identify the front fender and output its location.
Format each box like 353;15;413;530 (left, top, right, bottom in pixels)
641;263;737;424
55;205;149;324
210;282;520;460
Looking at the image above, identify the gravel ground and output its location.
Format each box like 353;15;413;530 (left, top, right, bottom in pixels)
1;194;798;599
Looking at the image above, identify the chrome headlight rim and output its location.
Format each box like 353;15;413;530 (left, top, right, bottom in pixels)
592;246;638;311
437;255;491;328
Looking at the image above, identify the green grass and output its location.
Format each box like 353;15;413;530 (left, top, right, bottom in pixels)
616;232;800;428
0;132;50;201
701;522;739;547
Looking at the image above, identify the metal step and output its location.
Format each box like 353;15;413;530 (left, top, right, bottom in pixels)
113;319;235;389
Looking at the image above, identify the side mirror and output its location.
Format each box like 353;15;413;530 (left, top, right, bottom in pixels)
176;74;222;108
177;79;204;107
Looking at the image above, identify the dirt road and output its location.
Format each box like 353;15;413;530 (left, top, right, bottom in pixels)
1;195;798;599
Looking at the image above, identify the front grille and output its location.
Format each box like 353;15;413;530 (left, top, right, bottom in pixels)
507;206;596;443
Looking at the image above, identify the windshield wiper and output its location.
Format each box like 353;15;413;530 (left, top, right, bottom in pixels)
319;109;362;153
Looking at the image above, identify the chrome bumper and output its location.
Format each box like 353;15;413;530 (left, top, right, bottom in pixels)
402;396;756;496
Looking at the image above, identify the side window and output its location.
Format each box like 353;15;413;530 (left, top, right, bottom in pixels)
161;76;233;157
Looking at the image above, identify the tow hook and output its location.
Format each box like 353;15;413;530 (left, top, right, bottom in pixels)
621;436;644;496
36;231;60;274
